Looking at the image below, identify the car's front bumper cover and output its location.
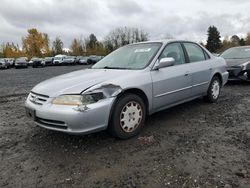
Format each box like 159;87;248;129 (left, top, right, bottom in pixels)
25;93;115;134
227;66;249;80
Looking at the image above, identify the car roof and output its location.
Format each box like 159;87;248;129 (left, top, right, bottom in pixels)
131;39;200;46
228;45;250;49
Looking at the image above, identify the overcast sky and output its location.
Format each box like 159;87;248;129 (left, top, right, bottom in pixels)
0;0;250;48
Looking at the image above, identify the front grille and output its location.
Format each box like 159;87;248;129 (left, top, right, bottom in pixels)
36;117;67;130
29;91;49;105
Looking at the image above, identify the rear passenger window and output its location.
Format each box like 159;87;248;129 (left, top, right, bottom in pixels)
183;43;206;63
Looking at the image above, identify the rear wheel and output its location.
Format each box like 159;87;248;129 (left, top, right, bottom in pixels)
109;94;146;139
204;76;221;103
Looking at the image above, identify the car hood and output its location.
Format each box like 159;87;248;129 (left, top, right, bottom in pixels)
32;68;135;97
225;58;250;67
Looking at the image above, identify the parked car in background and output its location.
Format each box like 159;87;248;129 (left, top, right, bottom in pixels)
78;56;88;65
53;55;67;65
44;57;54;66
15;57;28;68
75;56;82;64
220;46;250;80
5;58;15;67
62;56;77;65
25;40;228;139
32;58;45;68
29;57;38;66
0;58;10;69
87;55;102;64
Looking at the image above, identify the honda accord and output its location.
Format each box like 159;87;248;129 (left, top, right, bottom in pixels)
25;40;228;139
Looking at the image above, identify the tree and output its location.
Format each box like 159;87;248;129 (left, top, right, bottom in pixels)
52;37;64;55
2;42;25;58
206;26;222;53
104;27;149;53
43;33;51;56
245;33;250;45
70;38;85;55
22;28;49;57
230;35;240;46
239;38;245;46
85;34;106;55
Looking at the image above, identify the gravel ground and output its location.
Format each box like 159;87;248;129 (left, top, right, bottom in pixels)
0;66;250;188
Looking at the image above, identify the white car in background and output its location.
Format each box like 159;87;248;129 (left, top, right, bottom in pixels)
53;55;67;65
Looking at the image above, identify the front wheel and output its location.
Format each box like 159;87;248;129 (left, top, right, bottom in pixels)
109;94;146;139
204;76;221;103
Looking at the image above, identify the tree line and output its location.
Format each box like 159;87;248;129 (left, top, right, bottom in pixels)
0;27;148;58
205;26;250;53
1;25;250;58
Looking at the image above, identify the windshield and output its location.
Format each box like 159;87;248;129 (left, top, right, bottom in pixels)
221;47;250;59
16;58;25;62
92;43;162;70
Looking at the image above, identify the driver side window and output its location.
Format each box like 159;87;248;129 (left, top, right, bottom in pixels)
159;43;185;65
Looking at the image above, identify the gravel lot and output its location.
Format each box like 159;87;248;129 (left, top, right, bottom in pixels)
0;66;250;187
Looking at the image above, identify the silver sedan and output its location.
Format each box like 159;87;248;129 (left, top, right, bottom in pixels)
25;40;228;139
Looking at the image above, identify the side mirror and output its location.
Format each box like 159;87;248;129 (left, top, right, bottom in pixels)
154;57;175;70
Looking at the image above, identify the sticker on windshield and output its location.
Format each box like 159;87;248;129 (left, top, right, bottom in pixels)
134;48;151;53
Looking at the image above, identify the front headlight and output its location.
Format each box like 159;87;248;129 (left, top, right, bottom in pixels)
241;62;250;71
52;95;83;105
52;93;105;106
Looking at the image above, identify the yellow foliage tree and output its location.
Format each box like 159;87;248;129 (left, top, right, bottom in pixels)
2;43;26;58
70;38;84;56
22;28;50;58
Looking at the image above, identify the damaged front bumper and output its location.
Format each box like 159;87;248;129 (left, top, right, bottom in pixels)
227;66;249;81
25;94;116;134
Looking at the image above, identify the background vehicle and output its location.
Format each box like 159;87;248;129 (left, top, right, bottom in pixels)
0;58;10;69
53;55;67;65
15;57;28;68
44;57;54;66
25;40;228;139
62;56;77;65
5;58;15;67
220;46;250;80
87;55;102;64
32;58;45;68
78;56;88;65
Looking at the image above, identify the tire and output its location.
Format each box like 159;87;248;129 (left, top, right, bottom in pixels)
204;76;221;103
108;94;146;139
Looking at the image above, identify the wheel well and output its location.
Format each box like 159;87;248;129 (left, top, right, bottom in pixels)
213;73;222;85
118;88;149;115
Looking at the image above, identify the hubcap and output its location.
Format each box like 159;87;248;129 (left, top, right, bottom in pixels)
211;80;220;99
120;101;142;133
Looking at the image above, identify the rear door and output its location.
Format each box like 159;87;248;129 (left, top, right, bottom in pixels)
151;42;192;111
182;42;212;96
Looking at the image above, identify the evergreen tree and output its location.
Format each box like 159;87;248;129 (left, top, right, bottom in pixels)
206;26;221;53
52;37;64;55
239;38;245;46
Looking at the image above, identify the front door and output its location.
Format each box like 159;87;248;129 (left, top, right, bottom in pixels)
151;42;192;111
